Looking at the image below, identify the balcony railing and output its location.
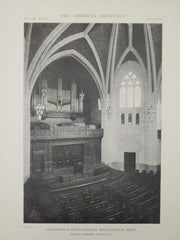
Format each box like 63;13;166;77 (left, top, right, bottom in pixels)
31;126;103;139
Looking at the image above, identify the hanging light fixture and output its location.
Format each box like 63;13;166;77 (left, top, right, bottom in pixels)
106;105;113;120
147;105;156;121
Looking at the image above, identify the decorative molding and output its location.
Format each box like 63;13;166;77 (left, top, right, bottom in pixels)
26;23;71;92
41;32;84;61
30;32;106;91
128;23;133;48
147;24;157;95
106;24;116;93
114;46;147;81
85;35;105;92
36;23;71;65
106;105;113;120
84;23;95;34
157;63;162;102
28;32;84;89
29;49;104;100
24;23;33;78
109;24;119;94
114;47;130;75
147;105;156;121
144;24;152;97
131;47;147;76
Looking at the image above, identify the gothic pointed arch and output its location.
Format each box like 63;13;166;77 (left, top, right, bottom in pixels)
114;47;147;89
29;49;104;100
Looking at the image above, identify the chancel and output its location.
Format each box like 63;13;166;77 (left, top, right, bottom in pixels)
24;23;162;223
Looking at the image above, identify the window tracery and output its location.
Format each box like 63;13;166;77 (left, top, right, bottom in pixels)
120;72;141;108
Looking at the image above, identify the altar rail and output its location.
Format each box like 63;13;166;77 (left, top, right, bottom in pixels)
31;127;103;139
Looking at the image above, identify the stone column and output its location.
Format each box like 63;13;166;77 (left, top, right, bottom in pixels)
57;78;63;110
78;90;85;113
58;78;62;99
42;79;47;110
31;89;35;112
70;81;77;112
24;89;31;182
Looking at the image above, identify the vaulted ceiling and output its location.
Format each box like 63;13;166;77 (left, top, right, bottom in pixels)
24;23;162;98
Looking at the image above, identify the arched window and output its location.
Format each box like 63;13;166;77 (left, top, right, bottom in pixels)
136;113;140;124
134;83;141;107
121;113;125;124
127;83;133;107
120;72;141;108
120;85;126;108
128;113;132;125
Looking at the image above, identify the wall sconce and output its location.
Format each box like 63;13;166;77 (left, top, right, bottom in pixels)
147;105;156;121
106;105;113;120
34;103;45;120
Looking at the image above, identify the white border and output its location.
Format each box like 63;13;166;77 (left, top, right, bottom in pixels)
0;0;180;239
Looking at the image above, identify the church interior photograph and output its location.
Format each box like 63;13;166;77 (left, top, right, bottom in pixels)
24;23;162;223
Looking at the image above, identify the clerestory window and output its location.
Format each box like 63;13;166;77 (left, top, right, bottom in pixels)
120;72;141;108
